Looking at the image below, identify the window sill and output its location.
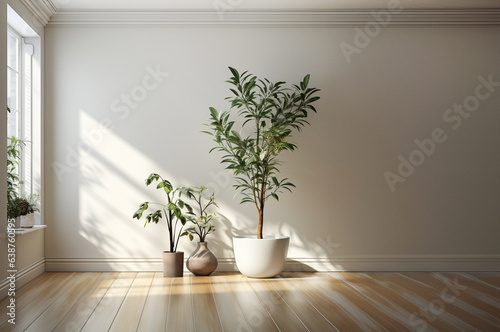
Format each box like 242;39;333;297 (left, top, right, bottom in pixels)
15;225;47;236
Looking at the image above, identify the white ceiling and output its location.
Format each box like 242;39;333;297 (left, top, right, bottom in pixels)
51;0;500;11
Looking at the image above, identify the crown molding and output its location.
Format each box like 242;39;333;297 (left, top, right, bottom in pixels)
45;9;500;27
20;0;57;26
46;0;500;11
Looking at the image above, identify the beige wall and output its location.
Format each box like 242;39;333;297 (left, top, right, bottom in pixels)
44;22;500;271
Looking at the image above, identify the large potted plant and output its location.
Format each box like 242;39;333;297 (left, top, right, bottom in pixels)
180;186;219;276
133;173;193;277
204;67;320;277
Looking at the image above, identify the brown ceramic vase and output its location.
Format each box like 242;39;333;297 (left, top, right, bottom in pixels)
186;242;218;276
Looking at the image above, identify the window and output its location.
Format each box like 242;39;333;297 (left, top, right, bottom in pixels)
7;28;20;139
6;5;42;224
7;26;34;197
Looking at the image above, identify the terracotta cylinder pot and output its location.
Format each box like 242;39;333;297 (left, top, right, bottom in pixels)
186;242;218;276
162;251;184;277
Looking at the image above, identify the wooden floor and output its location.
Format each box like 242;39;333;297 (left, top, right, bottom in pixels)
0;272;499;332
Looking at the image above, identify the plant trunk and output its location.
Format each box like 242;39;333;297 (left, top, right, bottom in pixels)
168;210;175;252
258;183;265;239
258;208;263;239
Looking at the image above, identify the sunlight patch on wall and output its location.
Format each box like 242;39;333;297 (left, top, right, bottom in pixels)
75;109;249;259
77;109;172;258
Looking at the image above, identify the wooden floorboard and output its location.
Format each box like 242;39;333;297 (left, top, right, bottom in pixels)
136;272;171;332
323;273;411;331
346;272;467;331
109;272;154;332
80;272;136;332
1;271;498;331
269;277;338;331
0;273;64;327
247;277;309;331
365;272;499;331
53;272;119;332
1;272;79;332
281;272;368;331
166;275;195;331
224;274;280;331
402;272;500;329
209;274;250;332
25;272;102;332
191;276;222;332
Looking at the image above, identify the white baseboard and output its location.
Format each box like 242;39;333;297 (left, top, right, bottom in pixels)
45;255;500;272
0;258;45;300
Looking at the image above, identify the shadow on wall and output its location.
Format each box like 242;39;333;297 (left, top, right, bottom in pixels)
70;128;338;273
75;148;335;272
47;66;336;272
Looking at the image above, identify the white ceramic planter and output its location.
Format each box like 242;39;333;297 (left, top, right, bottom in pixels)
233;235;290;278
15;213;35;228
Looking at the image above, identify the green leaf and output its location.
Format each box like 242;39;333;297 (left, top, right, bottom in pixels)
145;173;160;185
302;74;310;89
306;96;320;103
209;107;219;119
132;202;149;219
228;67;239;80
179;216;187;225
272;177;279;187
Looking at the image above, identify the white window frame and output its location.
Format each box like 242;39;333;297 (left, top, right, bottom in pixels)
7;27;21;139
7;5;42;225
7;25;34;197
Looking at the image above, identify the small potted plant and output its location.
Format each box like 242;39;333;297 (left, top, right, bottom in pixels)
180;186;219;276
204;67;320;277
10;195;40;228
133;173;193;277
7;134;40;228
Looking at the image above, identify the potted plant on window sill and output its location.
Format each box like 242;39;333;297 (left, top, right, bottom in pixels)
204;67;320;278
10;195;40;228
7;134;40;228
180;186;219;276
133;173;193;277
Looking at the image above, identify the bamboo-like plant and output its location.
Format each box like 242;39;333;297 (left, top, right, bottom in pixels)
133;173;193;252
204;67;320;239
